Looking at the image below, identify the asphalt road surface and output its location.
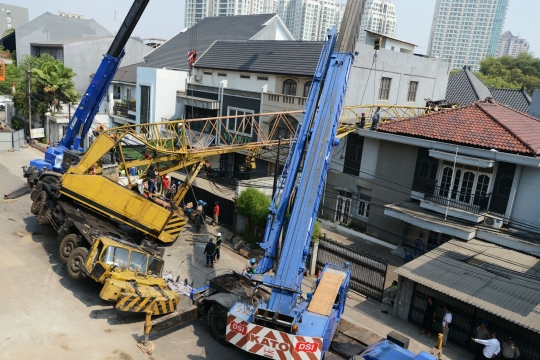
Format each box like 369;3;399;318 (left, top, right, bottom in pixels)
0;147;256;360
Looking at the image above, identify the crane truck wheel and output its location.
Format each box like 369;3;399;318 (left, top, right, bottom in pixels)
37;201;53;226
206;304;230;346
59;234;79;264
67;247;89;281
30;182;43;201
31;190;48;215
41;175;60;185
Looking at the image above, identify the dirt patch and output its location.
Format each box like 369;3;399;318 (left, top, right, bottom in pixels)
60;343;69;350
103;329;113;333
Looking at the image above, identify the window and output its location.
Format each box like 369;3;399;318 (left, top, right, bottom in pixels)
140;85;151;124
147;257;164;277
303;81;312;97
407;81;418;102
378;77;391;100
126;88;132;100
282;79;297;96
129;251;148;272
257;76;269;81
358;200;370;218
335;190;352;224
204;71;212;75
6;9;10;16
240;75;251;79
7;23;11;29
217;73;227;77
101;247;129;269
227;107;254;136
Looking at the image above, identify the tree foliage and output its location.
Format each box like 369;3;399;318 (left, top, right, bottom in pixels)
236;188;271;227
477;53;540;93
311;220;321;244
10;54;79;128
2;28;14;37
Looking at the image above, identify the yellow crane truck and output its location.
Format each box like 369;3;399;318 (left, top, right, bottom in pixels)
31;112;297;270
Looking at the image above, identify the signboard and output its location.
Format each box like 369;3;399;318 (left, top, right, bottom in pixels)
30;128;45;139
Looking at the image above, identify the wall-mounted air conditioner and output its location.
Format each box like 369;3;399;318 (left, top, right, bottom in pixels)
194;75;202;82
484;216;503;230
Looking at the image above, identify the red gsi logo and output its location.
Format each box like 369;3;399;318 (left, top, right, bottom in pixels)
295;341;318;353
229;321;247;335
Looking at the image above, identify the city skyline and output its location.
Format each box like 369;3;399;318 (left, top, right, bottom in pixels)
5;0;540;57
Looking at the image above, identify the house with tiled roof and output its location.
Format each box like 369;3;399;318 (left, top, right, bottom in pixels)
322;99;540;354
446;66;531;113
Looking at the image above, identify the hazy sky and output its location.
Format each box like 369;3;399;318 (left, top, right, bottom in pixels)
6;0;540;56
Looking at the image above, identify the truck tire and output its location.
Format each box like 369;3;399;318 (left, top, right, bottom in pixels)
37;201;53;226
30;182;43;201
206;304;230;346
67;247;88;281
31;190;48;215
59;234;79;264
41;175;60;185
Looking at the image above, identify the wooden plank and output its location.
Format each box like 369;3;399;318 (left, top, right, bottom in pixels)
308;271;345;316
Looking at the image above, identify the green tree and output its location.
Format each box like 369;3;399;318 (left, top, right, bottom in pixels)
12;54;79;130
477;53;540;93
311;220;321;244
236;188;271;228
0;63;20;95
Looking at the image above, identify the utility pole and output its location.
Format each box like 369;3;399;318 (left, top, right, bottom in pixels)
27;64;31;138
272;135;282;198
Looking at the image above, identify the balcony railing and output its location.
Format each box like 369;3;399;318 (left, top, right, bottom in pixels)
115;99;136;111
113;99;136;120
425;185;491;214
265;93;306;108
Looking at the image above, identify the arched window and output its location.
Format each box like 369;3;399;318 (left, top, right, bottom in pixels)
303;81;312;97
282;79;297;96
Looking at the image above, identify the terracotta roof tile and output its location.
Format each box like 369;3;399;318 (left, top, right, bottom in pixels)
378;100;540;156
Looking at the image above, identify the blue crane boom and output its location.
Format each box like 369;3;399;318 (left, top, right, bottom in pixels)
28;0;150;173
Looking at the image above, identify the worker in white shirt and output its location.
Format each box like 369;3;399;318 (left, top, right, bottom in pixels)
441;306;452;346
471;331;501;359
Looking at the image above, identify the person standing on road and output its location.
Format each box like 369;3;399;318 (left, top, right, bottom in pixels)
502;337;520;359
420;297;437;339
370;107;381;131
214;232;222;263
204;238;215;268
211;201;220;226
441;306;452;347
473;321;491;360
380;280;398;314
471;331;500;359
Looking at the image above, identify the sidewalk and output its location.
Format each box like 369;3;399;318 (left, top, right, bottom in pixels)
302;276;474;360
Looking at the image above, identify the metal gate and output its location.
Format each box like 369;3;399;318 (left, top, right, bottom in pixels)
316;238;388;302
409;283;540;360
12;129;24;149
0;129;25;150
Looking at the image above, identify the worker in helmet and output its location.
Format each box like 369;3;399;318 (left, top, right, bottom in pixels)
246;258;258;274
93;123;105;137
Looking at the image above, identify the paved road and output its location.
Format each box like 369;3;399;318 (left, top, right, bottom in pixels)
0;147;255;360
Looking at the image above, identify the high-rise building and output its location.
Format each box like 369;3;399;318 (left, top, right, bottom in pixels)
185;0;278;29
277;0;346;41
357;0;397;45
0;3;29;35
496;31;530;58
427;0;509;71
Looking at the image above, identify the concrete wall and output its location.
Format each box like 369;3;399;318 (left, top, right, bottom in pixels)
249;16;294;41
360;137;380;182
15;12;111;65
367;140;418;244
64;38;148;94
510;166;540;231
136;67;188;124
345;43;450;107
197;70;275;93
0;3;28;35
395;276;415;320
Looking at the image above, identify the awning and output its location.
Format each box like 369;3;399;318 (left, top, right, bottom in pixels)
177;94;220;110
396;239;540;334
429;150;495;168
384;202;477;240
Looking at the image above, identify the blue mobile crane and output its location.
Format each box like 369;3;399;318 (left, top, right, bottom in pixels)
21;0;150;189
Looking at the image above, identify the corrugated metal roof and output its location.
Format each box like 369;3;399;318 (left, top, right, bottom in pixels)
113;62;142;84
396;239;540;334
195;40;324;76
143;14;277;70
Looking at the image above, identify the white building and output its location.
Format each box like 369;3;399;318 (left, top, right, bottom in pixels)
277;0;346;41
185;0;278;29
427;0;509;71
357;0;397;45
496;31;530;58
